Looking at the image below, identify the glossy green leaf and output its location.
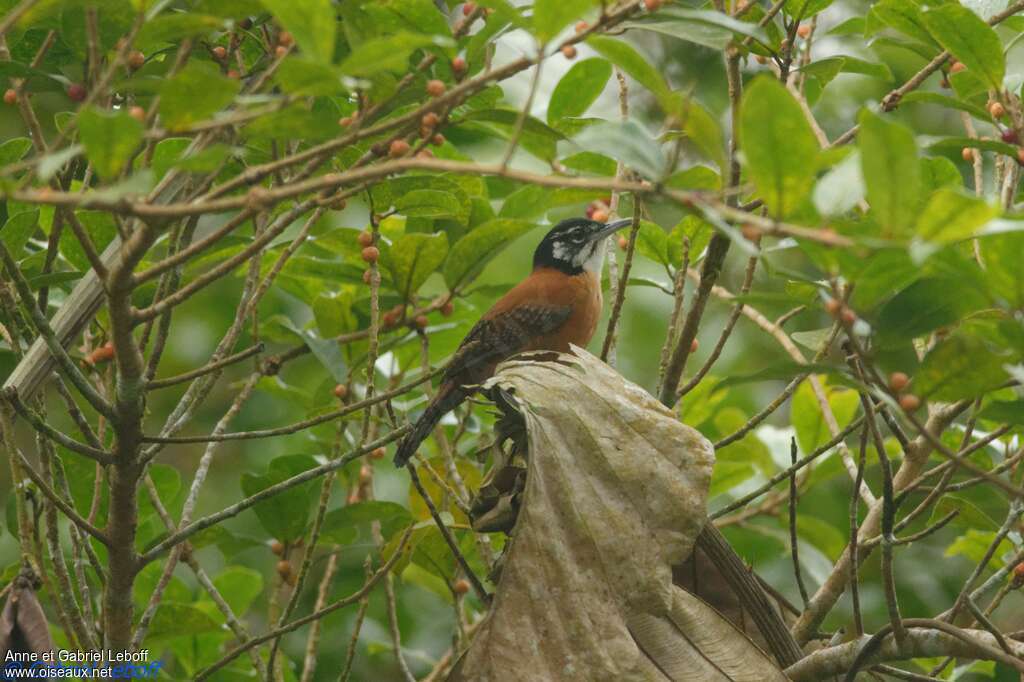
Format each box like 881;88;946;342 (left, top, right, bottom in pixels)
78;107;144;178
709;461;755;499
383;232;449;300
159;61;240;131
979;399;1024;425
791;379;859;455
340;31;452;76
572;119;666;180
621;8;768;50
275;57;345;96
668;215;713;264
145;603;221;642
239;455;319;542
915;331;1010;400
980;231;1024;306
321;501;413;545
1;211;38;258
915;189;996;243
260;0;336;63
923;4;1004;89
929;495;998;532
859;110;921;238
0;138;32;166
901;92;993;123
876;278;984;346
533;0;595;42
212;566;264;616
740;76;819;218
547;58;612;125
634;220;669;266
444;218;535;289
587;36;670;106
394;190;467;223
869;0;936;45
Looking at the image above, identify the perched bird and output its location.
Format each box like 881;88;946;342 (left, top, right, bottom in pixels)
393;217;632;466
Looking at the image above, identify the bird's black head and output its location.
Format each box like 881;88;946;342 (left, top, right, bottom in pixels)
532;217;632;275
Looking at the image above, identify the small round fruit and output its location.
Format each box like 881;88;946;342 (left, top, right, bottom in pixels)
451;56;467;75
899;393;921;411
278;30;294;46
441;301;454;317
414;315;429;329
359;464;373;484
4;88;17;105
361;246;380;263
796;24;811;39
644;0;662;9
88;342;115;365
617;235;628;250
561;45;577;59
275;44;288;58
426;79;446;97
127;50;145;69
67;83;87;102
1001;129;1019;144
416;149;434;159
690;338;699;353
755;54;769;65
431;133;445;147
462;2;476;15
825;298;842;317
357;231;374;247
961;147;974;162
591;208;609;223
453;579;471;595
227;69;241;79
389;139;410;158
1013;562;1024;583
128;105;146;122
333;384;348;400
382;310;399;328
741;224;761;241
949;60;966;74
840;307;857;325
276;560;291;577
1017;147;1024;165
330;197;347;210
270;540;285;556
339;115;354;128
988;101;1006;119
888;372;910;392
370;447;386;460
362;269;374;285
422;111;440;129
575;20;588;33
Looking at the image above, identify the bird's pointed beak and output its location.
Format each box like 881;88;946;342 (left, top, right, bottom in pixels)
589;218;633;242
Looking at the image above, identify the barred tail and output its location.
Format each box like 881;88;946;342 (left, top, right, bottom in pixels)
393;383;466;467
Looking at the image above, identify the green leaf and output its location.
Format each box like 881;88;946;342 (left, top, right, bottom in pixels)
901;92;993;123
145;603;221;643
533;0;595;42
859;109;921;238
634;220;669;266
739;76;819;218
443;218;535;289
791;379;860;455
922;4;1004;90
813;150;864;216
979;399;1024;425
78;107;144;178
1;211;38;258
926;136;1019;157
572;119;666;180
915;330;1010;400
275;57;345;96
876;278;984;347
394;190;467;223
0;138;32;166
260;0;336;64
945;529;1013;563
372;175;471;223
340;31;452;76
212;566;264;616
239;455;319;542
587;36;670;106
547;58;612;125
159;61;240;131
321;501;413;545
869;0;936;45
795;514;846;560
980;231;1024;306
313;291;356;337
915;189;996;243
621;8;768;50
709;461;755;499
668;215;713;265
929;495;998;532
383;232;449;300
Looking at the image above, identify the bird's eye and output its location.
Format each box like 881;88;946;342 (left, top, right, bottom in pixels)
569;230;584;242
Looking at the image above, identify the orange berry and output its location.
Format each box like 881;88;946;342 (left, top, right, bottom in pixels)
414;314;429;329
899;393;921;411
362;269;374;285
949;61;966;74
128;105;146;122
227;69;240;79
962;147;975;162
825;299;842;317
3;88;16;105
644;0;662;9
617;235;628;250
462;2;476;15
275;44;288;58
87;341;115;366
67;83;87;102
591;208;609;222
988;101;1006;119
357;231;374;247
888;372;910;393
416;149;434;159
451;56;467;75
276;560;291;577
431;133;445;147
330;197;347;210
333;384;348;400
277;30;293;47
755;54;769;65
840;307;857;325
382;310;399;328
421;111;440;129
441;301;454;317
360;246;379;263
690;338;699;353
389;139;410;157
561;45;577;59
453;579;471;595
359;464;373;484
741;224;761;241
575;20;588;33
270;540;285;556
426;79;446;97
370;447;386;460
796;24;811;39
127;50;145;69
